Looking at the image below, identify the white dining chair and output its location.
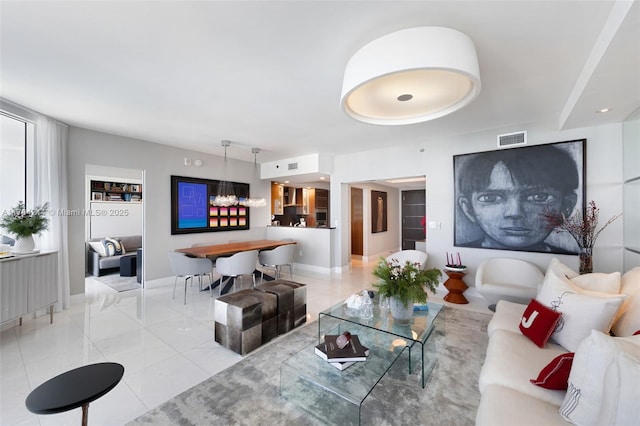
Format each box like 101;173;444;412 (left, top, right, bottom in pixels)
259;244;295;281
167;251;214;304
215;250;259;295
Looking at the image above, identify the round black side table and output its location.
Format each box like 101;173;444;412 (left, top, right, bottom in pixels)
25;362;124;426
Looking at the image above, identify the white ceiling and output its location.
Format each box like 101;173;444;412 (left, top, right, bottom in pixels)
1;1;638;164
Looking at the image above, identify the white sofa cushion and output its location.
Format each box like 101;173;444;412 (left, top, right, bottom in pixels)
570;271;621;293
536;267;626;352
612;267;640;337
479;329;567;406
560;330;640;426
487;300;527;336
476;384;566;426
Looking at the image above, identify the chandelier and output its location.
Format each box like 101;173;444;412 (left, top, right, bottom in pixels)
239;148;267;208
211;140;266;208
211;140;239;207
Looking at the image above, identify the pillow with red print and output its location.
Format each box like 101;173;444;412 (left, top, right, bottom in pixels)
519;299;562;348
530;352;575;390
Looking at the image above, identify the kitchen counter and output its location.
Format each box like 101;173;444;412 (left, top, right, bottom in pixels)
265;226;336;272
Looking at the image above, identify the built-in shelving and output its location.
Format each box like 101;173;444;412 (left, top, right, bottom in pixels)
91;180;142;202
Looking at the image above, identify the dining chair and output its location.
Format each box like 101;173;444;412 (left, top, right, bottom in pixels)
258;244;295;281
215;250;259;295
190;242;215;285
167;251;214;304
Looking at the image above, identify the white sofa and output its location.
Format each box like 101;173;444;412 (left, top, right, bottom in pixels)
476;260;640;426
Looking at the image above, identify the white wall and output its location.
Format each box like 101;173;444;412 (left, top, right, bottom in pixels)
67;127;271;295
623;108;640;271
332;123;624;281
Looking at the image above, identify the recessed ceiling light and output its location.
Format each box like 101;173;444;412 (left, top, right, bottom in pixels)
320;176;325;180
596;108;611;113
284;180;290;184
386;177;426;184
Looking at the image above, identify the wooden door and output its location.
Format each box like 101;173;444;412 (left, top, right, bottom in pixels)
351;187;363;256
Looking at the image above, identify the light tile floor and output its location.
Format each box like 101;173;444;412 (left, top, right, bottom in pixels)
0;259;491;425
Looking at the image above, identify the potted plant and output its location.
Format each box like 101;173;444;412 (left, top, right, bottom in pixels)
372;257;441;324
1;201;50;254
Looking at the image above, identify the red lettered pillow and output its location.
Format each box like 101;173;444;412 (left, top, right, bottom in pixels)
519;299;562;348
530;352;575;390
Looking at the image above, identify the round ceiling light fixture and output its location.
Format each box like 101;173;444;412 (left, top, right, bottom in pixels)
340;26;481;125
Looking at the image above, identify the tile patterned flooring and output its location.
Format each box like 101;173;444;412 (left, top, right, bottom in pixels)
0;259;491;425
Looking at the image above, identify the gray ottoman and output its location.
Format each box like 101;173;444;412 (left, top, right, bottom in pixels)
214;291;262;355
256;280;307;334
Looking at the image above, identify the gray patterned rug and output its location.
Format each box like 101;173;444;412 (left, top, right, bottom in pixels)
129;307;491;426
93;273;140;292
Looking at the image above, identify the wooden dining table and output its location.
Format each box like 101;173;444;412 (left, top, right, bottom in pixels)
175;239;297;294
175;239;296;258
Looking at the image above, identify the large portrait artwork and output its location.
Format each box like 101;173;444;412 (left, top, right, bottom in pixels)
453;140;586;254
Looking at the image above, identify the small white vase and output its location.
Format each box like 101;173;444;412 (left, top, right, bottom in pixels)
389;296;414;325
12;234;35;254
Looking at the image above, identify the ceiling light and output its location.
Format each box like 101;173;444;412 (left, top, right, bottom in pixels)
211;140;238;207
596;108;611;113
386;177;426;184
340;27;481;125
239;148;267;208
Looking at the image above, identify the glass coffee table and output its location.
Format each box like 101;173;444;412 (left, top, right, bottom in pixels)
318;297;443;388
280;296;443;425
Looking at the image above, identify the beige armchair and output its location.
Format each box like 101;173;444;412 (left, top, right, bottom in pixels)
476;258;544;307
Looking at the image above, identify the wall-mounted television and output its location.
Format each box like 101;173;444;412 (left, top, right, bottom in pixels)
171;175;251;234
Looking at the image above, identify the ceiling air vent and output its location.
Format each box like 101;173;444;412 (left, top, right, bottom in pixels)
288;162;298;170
497;131;527;148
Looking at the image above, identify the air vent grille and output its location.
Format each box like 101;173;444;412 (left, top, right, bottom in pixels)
288;162;298;170
497;131;527;147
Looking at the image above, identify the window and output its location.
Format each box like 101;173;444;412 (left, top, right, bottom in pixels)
0;113;30;213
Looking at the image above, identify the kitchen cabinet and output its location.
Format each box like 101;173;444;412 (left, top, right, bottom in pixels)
315;189;329;209
271;182;284;215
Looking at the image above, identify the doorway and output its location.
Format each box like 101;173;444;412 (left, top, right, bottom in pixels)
401;189;426;250
85;165;144;290
350;187;363;256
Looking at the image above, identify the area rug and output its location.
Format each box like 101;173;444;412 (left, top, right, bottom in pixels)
93;273;140;292
129;307;491;426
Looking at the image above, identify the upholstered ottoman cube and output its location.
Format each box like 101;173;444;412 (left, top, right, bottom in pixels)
233;289;279;344
214;292;262;355
256;280;307;334
119;254;137;277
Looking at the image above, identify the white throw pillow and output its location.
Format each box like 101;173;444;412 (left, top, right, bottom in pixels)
571;272;621;294
559;330;640;425
546;257;579;280
536;268;626;352
612;267;640;337
88;241;107;257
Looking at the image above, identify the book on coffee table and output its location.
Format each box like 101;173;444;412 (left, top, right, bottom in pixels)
314;343;362;370
321;334;369;362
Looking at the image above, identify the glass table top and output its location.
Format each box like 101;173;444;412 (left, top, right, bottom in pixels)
319;296;444;345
